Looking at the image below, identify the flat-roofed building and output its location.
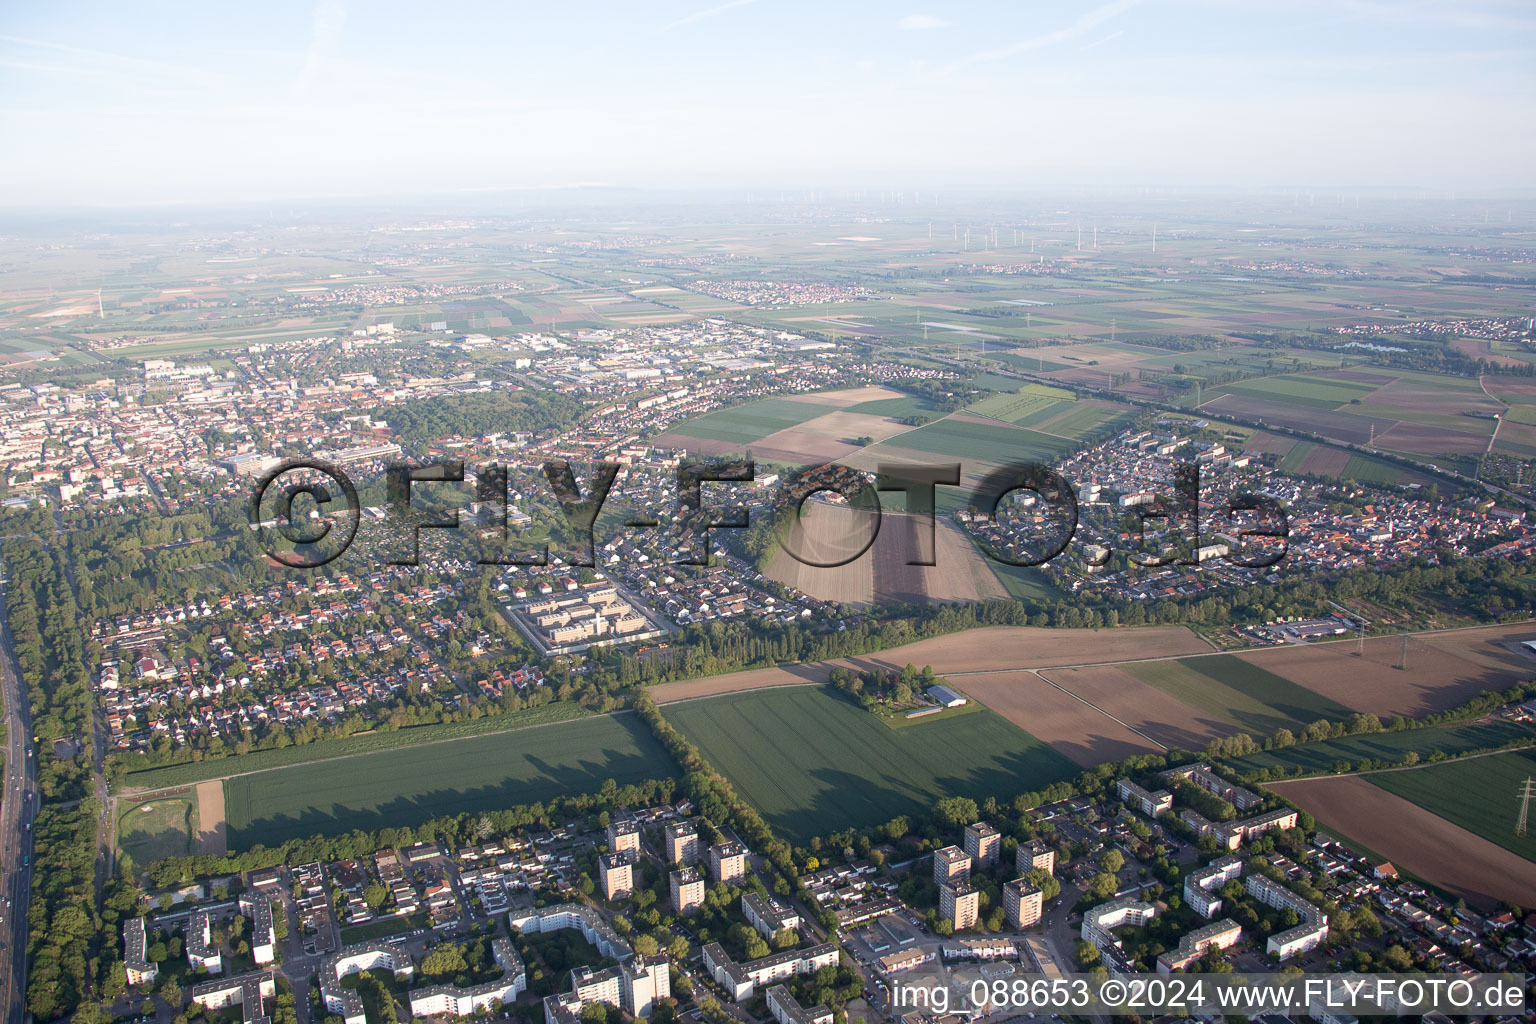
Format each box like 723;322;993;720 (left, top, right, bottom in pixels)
186;972;276;1024
124;917;158;985
608;819;642;857
709;841;748;885
1082;897;1158;951
939;882;980;931
1244;875;1328;959
932;845;971;886
239;893;276;965
1184;856;1243;919
767;985;833;1024
600;851;636;900
1003;878;1043;929
744;892;800;940
1117;779;1172;817
665;821;700;866
670;867;705;915
1156;919;1242;974
510;904;633;960
702;941;839;1001
186;908;223;974
963;822;1001;867
409;937;526;1018
1017;840;1055;876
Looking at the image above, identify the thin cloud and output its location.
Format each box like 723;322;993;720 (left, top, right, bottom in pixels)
656;0;759;34
947;0;1143;70
292;0;347;97
0;32;221;86
1077;28;1124;50
898;15;951;30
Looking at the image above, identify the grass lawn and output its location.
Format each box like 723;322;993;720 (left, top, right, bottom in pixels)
1367;747;1536;860
223;713;676;850
117;793;197;872
664;686;1078;844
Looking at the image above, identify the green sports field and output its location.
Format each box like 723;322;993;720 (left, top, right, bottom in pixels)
664;687;1079;844
223;713;676;850
1366;748;1536;859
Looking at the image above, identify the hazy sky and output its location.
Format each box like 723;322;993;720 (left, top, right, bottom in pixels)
2;0;1533;206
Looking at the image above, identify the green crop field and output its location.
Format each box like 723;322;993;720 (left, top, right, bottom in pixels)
1210;374;1376;410
223;713;676;850
846;396;937;419
1341;455;1406;486
666;396;829;445
1223;720;1535;778
125;702;591;791
664;686;1078;844
1122;656;1352;736
1368;748;1536;860
890;417;1077;463
1036;403;1132;439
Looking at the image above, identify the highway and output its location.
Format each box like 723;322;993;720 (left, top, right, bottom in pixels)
0;572;38;1024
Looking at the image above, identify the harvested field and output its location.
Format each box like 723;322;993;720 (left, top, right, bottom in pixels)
195;779;227;856
1200;394;1392;445
1037;665;1235;752
748;409;915;464
763;504;1005;607
649;624;1211;704
1242;431;1296;457
1373;421;1491;457
1295;444;1352;476
763;501;877;605
1269;773;1536;910
947;671;1159;766
1239;623;1536;718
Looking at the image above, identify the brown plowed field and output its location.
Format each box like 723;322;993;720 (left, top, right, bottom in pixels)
1037;665;1236;751
1239;623;1536;718
1296;445;1351;476
748;410;914;464
1269;774;1536;910
1242;431;1296;456
947;670;1160;766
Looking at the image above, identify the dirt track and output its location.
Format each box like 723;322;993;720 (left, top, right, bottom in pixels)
1269;773;1536;910
195;780;227;857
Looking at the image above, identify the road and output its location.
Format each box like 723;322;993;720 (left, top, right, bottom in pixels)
0;573;39;1024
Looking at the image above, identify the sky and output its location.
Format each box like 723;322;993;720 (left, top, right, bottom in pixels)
1;0;1534;206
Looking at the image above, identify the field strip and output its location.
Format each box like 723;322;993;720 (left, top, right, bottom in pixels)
121;710;638;794
1030;670;1169;751
1268;743;1536;781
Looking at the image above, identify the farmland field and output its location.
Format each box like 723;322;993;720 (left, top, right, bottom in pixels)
1235;623;1536;718
1223;718;1536;777
1367;748;1536;859
1269;772;1536;910
1119;655;1352;736
223;713;676;850
654;396;828;447
885;415;1077;462
664;686;1078;843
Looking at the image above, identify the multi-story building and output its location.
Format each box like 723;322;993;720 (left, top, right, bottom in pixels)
670;867;705;914
123;917;158;985
939;881;980;931
410;937;527;1018
321;942;415;1024
239;893;276;965
702;942;839;1001
665;821;700;866
1244;875;1328;959
186;972;275;1024
1003;877;1043;929
963;822;1001;867
1117;779;1173;817
767;985;834;1024
1184;856;1243;918
1162;763;1263;811
932;845;971;886
600;851;636;900
509;904;633;960
743;892;801;940
186;909;223;974
1082;897;1158;951
1017;839;1055;876
543;954;670;1023
709;841;748;885
1155;919;1242;974
608;819;642;857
